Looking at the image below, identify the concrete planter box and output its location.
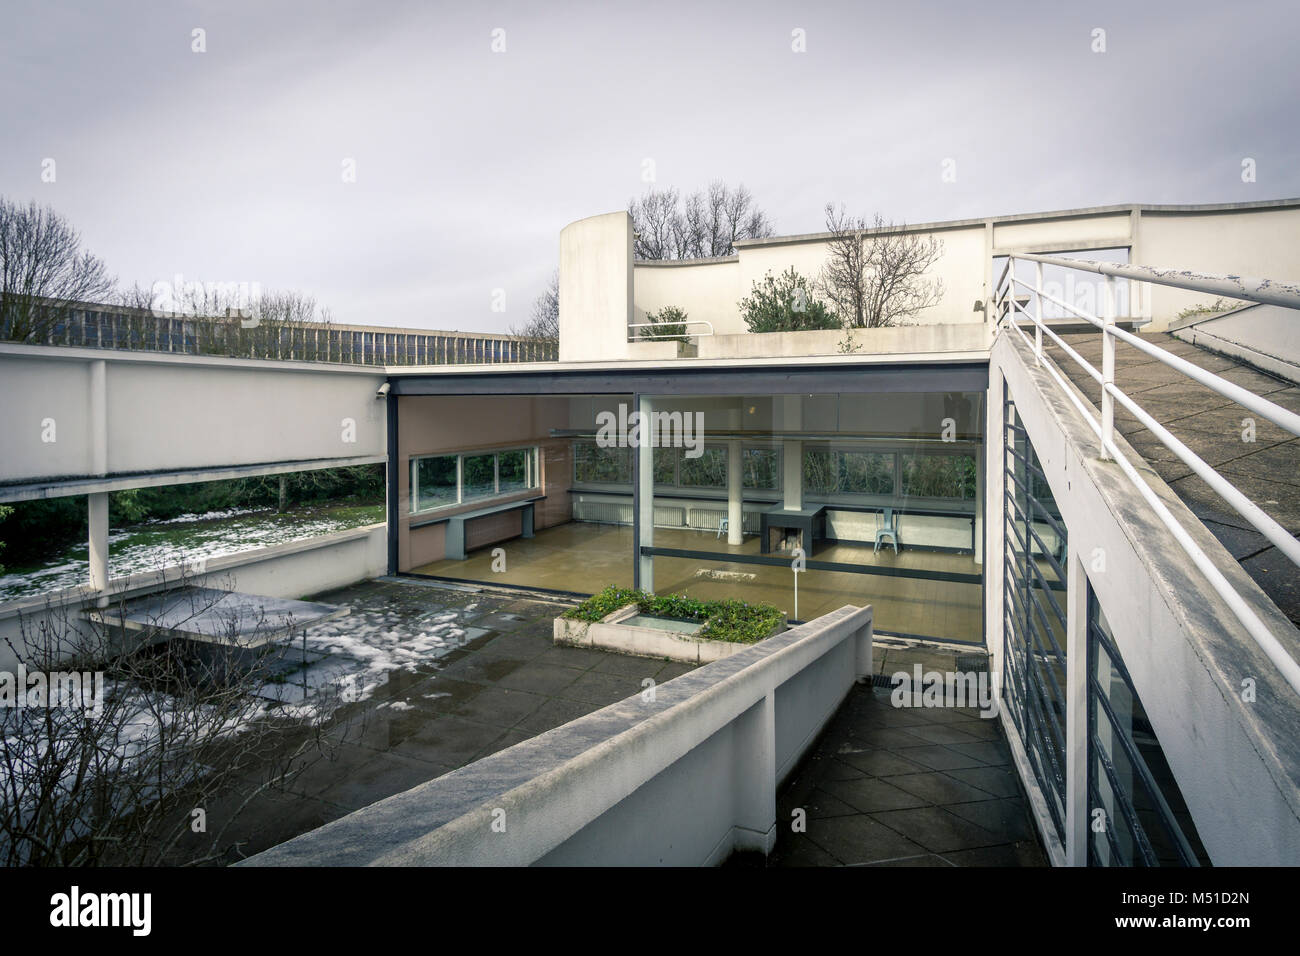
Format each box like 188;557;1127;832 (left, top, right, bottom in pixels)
553;603;785;664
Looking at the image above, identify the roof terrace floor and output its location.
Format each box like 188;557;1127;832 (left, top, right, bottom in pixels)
752;642;1047;867
177;579;1038;866
1045;332;1300;628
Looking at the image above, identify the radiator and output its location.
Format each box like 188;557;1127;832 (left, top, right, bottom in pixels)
572;500;686;529
688;508;762;533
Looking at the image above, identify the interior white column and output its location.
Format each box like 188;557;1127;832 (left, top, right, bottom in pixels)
781;395;803;511
974;437;985;565
727;439;743;545
636;394;654;592
782;442;802;510
984;374;1006;670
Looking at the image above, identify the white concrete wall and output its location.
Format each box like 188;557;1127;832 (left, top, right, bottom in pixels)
559;211;676;363
0;344;387;489
240;604;873;866
991;330;1300;866
1138;206;1300;329
559;200;1300;358
1171;303;1300;384
633;259;739;337
0;524;386;673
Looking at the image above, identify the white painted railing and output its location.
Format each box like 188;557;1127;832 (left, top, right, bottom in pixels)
993;253;1300;695
627;318;716;341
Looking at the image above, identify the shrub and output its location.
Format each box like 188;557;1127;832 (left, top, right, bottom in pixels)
563;586;784;644
739;267;840;333
641;305;690;343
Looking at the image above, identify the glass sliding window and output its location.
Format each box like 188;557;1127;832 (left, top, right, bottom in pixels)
411;447;538;513
742;447;780;491
802;448;894;496
678;446;727;488
902;452;977;499
461;453;497;502
412;455;458;511
1087;586;1210;866
573;441;631;484
653;447;677;485
802;448;837;495
838;451;894;495
498;448;531;495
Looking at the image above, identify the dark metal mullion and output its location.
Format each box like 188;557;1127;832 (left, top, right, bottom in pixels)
1088;779;1128;864
1024;678;1068;809
1014;577;1070;729
1005;442;1050;486
1004;464;1068;542
1000;620;1028;740
1004;485;1068;586
632;391;642;591
1003;554;1068;771
1012;549;1069;674
1002;499;1071;636
386;389;399;575
1004;563;1067;791
1088;662;1200;867
1021;672;1068;836
1020;631;1068;784
1002;496;1070;632
1089;726;1160;866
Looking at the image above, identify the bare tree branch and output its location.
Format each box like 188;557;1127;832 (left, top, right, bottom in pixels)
0;197;114;343
628;181;774;260
817;205;945;328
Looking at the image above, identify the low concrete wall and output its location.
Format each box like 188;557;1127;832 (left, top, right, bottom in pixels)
0;524;386;672
694;321;989;361
990;331;1300;865
241;604;873;867
1169;303;1300;385
553;609;784;664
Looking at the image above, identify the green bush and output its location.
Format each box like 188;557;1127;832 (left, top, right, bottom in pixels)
739;267;840;333
563;586;784;644
641;305;690;343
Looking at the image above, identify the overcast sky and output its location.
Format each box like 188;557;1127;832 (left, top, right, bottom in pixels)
2;0;1297;333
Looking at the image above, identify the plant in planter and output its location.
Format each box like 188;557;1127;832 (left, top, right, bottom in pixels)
562;586;785;645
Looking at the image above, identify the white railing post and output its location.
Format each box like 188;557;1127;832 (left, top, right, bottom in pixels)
1033;259;1043;366
1100;275;1116;460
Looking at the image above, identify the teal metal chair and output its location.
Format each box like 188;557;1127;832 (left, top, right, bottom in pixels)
874;508;901;554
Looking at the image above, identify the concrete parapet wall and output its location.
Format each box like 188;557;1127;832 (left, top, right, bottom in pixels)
991;331;1300;865
240;603;873;866
0;524;386;672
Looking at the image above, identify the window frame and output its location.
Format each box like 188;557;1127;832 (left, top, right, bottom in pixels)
409;446;540;515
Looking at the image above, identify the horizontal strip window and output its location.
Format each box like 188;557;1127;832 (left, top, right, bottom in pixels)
410;447;539;515
573;439;979;504
639;546;982;584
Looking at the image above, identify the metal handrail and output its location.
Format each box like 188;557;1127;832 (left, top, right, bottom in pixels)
996;253;1300;696
627;319;716;340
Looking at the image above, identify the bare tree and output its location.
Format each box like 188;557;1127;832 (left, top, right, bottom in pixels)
817;205;945;328
509;269;559;345
629;181;774;260
0;197;115;343
163;285;334;361
0;570;353;866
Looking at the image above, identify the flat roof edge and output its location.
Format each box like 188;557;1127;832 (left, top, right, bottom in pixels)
733;197;1300;249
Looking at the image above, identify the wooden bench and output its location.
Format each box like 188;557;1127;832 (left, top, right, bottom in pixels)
411;496;543;560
